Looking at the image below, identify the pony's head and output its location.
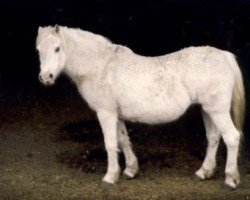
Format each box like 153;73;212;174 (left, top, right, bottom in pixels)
36;25;66;85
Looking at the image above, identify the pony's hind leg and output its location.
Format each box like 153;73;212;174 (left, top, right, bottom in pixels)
117;121;139;179
194;110;220;180
207;111;240;189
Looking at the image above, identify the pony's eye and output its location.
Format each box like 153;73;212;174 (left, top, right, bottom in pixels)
55;47;60;53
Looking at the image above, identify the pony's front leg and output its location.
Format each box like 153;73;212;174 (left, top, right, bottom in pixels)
117;120;138;179
97;110;120;184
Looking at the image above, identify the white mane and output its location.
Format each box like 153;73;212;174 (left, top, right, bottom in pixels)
74;28;111;44
36;26;112;49
36;26;54;46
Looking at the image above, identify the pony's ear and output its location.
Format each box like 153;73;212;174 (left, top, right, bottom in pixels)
38;26;42;33
55;24;60;34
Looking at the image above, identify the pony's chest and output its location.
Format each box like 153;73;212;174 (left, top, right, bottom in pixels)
78;79;115;111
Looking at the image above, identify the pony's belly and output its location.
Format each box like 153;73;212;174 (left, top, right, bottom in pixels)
118;100;190;124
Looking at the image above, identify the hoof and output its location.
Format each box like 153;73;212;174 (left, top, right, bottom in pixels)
222;183;237;190
99;181;114;188
192;174;204;181
122;173;135;180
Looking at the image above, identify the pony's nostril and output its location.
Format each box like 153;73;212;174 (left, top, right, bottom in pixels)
49;73;53;79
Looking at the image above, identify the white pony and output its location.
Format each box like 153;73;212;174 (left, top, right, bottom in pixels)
36;25;245;189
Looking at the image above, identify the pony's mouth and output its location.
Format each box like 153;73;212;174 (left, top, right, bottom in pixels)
42;80;54;86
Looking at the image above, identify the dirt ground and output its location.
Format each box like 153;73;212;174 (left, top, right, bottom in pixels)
0;88;250;200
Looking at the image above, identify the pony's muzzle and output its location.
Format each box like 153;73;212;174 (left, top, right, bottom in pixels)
39;73;54;85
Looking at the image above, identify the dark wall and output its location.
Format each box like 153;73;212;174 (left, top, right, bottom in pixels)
1;0;250;82
0;0;249;140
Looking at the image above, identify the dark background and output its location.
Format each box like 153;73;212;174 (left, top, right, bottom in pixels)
0;0;249;144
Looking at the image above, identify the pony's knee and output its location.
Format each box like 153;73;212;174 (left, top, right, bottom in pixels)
104;141;119;153
118;130;131;149
118;132;129;147
207;134;220;147
222;130;240;148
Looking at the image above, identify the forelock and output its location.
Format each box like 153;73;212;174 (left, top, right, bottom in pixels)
36;26;55;47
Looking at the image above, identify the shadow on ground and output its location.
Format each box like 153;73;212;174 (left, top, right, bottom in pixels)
0;90;250;199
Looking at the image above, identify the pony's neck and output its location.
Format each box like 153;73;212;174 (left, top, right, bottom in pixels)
61;27;116;81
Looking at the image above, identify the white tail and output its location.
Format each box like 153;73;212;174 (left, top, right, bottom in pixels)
225;52;246;134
